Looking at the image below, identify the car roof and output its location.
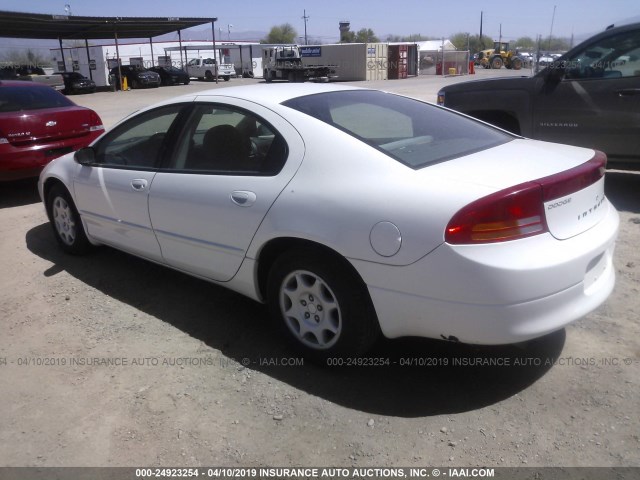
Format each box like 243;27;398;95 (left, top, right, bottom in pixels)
0;80;54;89
193;83;368;107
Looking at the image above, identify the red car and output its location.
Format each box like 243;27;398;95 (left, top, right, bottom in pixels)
0;80;104;181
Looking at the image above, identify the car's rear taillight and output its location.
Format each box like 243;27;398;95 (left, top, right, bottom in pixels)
446;182;547;244
88;111;104;132
445;151;607;245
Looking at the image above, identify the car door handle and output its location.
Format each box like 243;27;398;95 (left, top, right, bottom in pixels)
131;179;148;191
615;88;640;97
230;190;257;207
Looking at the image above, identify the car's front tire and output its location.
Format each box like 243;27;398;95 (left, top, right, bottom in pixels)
46;184;92;255
267;249;380;362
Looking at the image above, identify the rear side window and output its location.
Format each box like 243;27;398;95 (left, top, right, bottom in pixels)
169;103;288;176
0;86;73;112
283;90;512;169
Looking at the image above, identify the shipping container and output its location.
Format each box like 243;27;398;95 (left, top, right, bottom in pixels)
388;44;408;79
301;43;388;82
301;43;363;81
366;43;388;81
407;44;419;76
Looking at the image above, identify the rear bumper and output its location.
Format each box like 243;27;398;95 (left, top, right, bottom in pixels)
0;166;44;181
353;200;619;344
0;134;99;181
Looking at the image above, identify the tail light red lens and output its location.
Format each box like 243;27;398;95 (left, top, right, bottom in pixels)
445;151;607;245
88;111;104;132
446;182;547;244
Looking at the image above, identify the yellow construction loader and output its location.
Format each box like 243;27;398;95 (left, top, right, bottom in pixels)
477;41;524;70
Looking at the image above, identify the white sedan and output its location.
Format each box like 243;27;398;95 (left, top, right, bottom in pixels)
38;83;619;360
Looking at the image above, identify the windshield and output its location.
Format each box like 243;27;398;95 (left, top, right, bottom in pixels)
283;90;513;169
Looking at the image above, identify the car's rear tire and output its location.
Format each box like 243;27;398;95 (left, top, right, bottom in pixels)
267;249;380;362
46;184;92;255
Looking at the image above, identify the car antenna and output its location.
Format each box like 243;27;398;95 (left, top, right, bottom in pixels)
605;24;615;30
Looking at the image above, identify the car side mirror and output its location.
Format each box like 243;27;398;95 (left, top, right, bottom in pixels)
74;147;96;166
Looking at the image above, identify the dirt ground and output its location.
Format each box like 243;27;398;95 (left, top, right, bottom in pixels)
0;75;639;468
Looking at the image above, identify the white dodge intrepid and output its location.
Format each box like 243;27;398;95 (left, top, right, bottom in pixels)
38;83;619;360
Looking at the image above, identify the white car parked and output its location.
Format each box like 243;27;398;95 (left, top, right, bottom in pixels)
38;84;619;360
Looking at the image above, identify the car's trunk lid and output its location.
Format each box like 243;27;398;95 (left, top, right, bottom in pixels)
539;152;607;240
424;138;609;240
0;107;94;146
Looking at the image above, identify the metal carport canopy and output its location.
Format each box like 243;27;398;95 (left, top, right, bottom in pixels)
0;10;217;40
0;10;219;87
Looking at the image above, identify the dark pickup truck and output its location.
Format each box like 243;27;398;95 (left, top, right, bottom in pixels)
437;22;640;168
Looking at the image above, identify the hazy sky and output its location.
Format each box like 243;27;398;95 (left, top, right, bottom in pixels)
1;0;639;42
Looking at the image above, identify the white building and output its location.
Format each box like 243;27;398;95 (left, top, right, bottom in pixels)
51;40;261;87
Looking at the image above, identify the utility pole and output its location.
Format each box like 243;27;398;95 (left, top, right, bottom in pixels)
479;11;484;50
302;10;309;45
548;5;556;50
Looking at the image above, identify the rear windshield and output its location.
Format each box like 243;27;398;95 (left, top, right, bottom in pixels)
0;85;73;113
283;90;512;169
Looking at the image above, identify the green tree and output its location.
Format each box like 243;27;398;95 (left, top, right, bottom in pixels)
341;30;356;43
262;23;298;44
354;28;379;43
387;34;436;42
545;36;571;52
449;32;494;53
341;27;378;43
513;36;536;51
402;34;436;42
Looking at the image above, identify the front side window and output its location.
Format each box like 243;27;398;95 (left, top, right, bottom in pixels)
170;104;287;175
564;29;640;79
283;90;512;169
92;105;184;168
